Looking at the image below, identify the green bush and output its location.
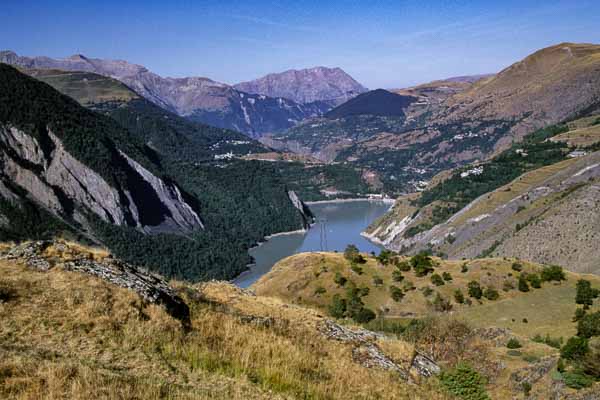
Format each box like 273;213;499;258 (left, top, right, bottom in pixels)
507;338;522;349
410;253;435;277
350;263;363;275
502;280;514;292
372;275;384;287
359;286;370;297
461;264;469;273
376;249;394;265
483;287;499;301
526;273;542;289
432;293;452;312
442;271;453;281
334;272;347;287
563;370;594;389
396;260;411;271
511;262;523;272
390;285;404;302
454;289;465;304
344;244;366;264
431;273;445;286
573;308;586;322
328;295;347;318
422;286;434;297
518;275;530;292
468;281;483;299
314;286;326;296
561;336;589;360
541;265;566;282
353;307;376;323
439;363;490;400
531;334;563;349
576;279;599;309
577;311;600;338
392;270;404;282
403;280;416;291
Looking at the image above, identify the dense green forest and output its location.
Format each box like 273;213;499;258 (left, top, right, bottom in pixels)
0;64;308;281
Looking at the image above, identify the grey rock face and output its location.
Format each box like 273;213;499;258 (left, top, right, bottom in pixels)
0;124;202;235
317;319;440;380
234;66;368;105
0;240;190;322
0;51;338;137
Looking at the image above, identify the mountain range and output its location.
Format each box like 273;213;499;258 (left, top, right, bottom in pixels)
0;51;366;137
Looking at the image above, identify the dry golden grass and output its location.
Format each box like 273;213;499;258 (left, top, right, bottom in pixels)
0;258;448;400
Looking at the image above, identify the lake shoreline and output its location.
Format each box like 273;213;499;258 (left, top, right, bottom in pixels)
305;197;396;205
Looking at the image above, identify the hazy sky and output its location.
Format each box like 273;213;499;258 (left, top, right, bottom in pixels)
3;0;599;89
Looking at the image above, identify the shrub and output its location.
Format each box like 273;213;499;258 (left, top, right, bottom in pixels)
392;270;404;282
359;286;370;297
541;265;566;282
461;264;469;273
563;370;594;389
372;275;384;287
314;286;326;296
442;271;453;281
573;308;586;322
353;307;376;323
439;362;490;400
328;295;346;318
0;280;15;302
410;253;435;277
561;336;589;360
531;334;563;349
396;260;411;271
390;285;404;302
557;358;565;373
421;286;434;297
576;279;599;309
577;311;600;338
402;280;415;291
376;249;394;265
483;287;499;301
507;338;522;349
431;274;445;286
518;275;530;292
502;280;514;292
521;382;531;396
432;293;452;312
454;289;465;304
526;273;541;289
334;272;347;287
467;281;483;299
511;262;523;272
582;344;600;378
344;244;366;264
350;263;363;275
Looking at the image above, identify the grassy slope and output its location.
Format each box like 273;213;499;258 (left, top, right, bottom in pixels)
254;252;600;338
0;246;448;400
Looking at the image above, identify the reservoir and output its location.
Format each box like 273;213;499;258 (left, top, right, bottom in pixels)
233;200;392;288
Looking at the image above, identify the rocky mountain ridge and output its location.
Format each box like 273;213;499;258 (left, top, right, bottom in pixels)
234;66;367;105
0;51;355;137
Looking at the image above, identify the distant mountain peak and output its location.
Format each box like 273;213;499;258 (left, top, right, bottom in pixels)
325;89;417;119
234;66;367;105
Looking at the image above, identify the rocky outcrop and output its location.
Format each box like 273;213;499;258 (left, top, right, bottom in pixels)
287;190;313;226
234;66;367;105
0;240;190;323
318;319;440;380
0;124;202;235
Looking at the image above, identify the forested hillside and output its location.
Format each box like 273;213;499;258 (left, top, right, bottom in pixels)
0;64;310;281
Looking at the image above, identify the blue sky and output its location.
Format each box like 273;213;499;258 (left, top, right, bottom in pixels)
2;0;599;88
